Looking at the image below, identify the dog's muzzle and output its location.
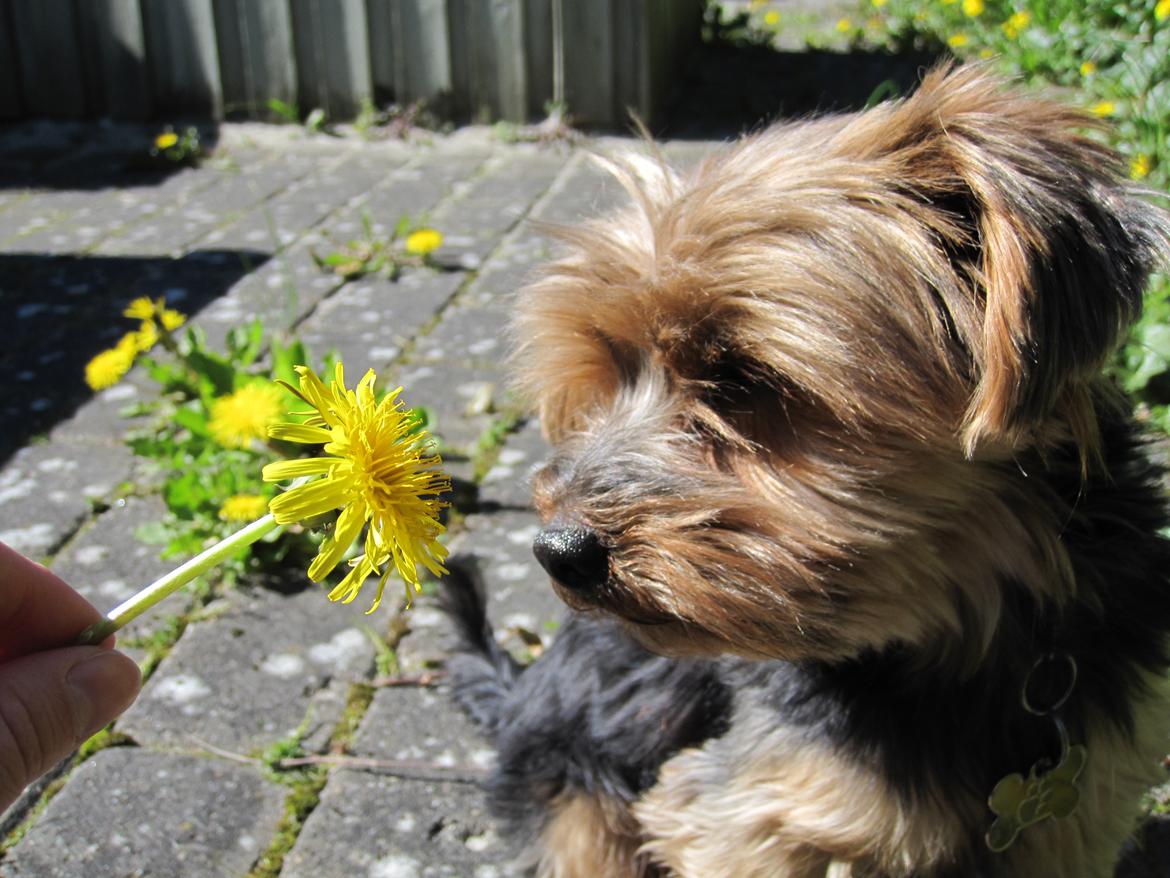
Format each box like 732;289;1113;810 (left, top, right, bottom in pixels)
532;524;609;594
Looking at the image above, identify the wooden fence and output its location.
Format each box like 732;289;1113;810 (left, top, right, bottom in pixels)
0;0;703;127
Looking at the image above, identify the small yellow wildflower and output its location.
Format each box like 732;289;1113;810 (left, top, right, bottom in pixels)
1090;101;1116;117
1079;61;1097;77
962;0;984;17
871;0;887;7
155;131;179;150
1002;11;1030;38
209;383;286;450
132;322;160;353
763;9;780;26
836;17;852;32
979;48;995;59
84;344;135;391
262;363;450;611
1157;0;1170;21
159;308;186;332
124;297;159;321
218;494;271;522
404;229;444;256
1130;154;1151;180
948;33;970;48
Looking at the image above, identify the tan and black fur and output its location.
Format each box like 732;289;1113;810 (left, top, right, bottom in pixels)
441;65;1170;877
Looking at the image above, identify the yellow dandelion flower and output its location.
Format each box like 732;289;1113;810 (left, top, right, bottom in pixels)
1079;61;1097;77
262;363;450;611
979;48;995;59
84;344;135;391
763;9;780;26
871;0;887;7
962;0;984;17
155;131;179;150
404;228;444;256
1090;101;1115;117
836;17;852;32
159;308;186;332
209;383;286;450
1130;154;1151;180
1157;0;1170;21
219;494;271;522
133;321;160;353
948;33;970;48
124;296;160;321
1002;10;1030;37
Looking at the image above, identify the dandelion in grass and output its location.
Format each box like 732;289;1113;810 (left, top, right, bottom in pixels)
219;494;271;522
209;382;286;450
1079;61;1097;77
948;33;969;48
1001;11;1030;38
835;17;852;33
404;228;444;256
1157;0;1170;22
1131;154;1151;181
263;363;450;612
125;296;186;333
1090;101;1116;117
961;0;983;17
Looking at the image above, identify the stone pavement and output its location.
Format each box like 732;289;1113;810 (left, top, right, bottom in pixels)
0;118;712;878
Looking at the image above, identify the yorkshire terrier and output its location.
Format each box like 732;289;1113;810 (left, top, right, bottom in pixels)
439;65;1170;877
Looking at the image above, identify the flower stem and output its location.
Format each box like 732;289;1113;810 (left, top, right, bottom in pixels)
76;514;281;645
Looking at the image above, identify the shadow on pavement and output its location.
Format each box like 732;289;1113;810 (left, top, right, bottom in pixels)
0;248;266;463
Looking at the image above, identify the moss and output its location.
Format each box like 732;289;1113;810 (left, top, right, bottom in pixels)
328;682;376;754
244;772;328;878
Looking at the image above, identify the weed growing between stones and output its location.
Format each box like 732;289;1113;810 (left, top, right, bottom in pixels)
312;211;445;281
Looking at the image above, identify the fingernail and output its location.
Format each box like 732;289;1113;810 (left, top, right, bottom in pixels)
66;650;141;739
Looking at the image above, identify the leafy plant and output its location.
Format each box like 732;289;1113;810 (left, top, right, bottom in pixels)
311;212;445;280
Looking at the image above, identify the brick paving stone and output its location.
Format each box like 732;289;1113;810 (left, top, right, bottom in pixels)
428;147;566;269
281;683;516;878
477;418;549;510
0;438;134;559
117;584;394;754
49;494;187;641
282;772;519;878
294;269;466;376
3;748;285;878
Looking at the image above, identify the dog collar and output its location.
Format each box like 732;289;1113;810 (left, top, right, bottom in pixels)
985;652;1085;852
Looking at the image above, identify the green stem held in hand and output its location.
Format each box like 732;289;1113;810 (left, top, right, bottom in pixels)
75;513;281;645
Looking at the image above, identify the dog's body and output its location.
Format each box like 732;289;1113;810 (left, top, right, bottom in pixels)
441;66;1170;876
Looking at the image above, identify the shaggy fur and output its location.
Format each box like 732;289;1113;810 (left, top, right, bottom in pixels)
440;64;1170;877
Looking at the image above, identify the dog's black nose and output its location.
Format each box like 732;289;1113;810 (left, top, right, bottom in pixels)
532;525;609;592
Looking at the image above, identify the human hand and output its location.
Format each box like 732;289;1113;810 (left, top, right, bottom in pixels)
0;542;140;811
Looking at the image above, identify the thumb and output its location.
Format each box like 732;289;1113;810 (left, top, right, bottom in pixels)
0;647;140;809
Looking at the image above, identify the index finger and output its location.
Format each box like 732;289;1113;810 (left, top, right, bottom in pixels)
0;542;105;661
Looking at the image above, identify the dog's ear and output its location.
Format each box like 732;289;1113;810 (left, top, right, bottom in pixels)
884;65;1168;460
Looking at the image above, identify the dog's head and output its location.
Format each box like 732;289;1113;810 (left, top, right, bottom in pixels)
512;65;1168;663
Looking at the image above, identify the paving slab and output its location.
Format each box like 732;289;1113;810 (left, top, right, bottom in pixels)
117;584;395;755
3;748;285;878
283;686;516;878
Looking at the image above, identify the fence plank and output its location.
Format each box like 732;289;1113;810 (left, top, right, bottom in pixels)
0;4;23;118
8;0;86;118
214;0;296;118
561;0;613;126
366;0;397;104
291;0;372;119
394;0;452;107
75;0;151;120
523;0;554;118
142;0;223;117
450;0;527;123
